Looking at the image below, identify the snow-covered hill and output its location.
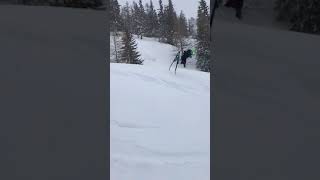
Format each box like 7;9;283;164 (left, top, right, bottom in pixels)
110;37;210;180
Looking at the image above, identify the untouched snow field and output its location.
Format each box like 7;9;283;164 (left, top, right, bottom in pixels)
110;37;210;179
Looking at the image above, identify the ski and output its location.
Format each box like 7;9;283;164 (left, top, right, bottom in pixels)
169;52;180;73
169;59;176;71
174;58;179;74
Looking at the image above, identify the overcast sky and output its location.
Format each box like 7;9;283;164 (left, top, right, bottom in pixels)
118;0;210;19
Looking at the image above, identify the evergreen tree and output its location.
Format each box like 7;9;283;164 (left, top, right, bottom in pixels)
157;0;166;41
119;29;143;64
145;2;150;13
196;0;210;72
178;11;189;37
120;1;132;31
111;32;122;63
110;0;122;63
275;0;320;34
110;0;122;32
145;0;159;37
188;17;196;38
137;0;147;38
138;0;145;13
131;1;142;36
163;0;178;45
175;10;189;53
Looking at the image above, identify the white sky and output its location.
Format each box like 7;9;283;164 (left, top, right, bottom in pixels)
118;0;210;19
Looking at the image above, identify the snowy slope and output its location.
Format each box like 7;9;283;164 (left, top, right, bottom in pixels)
111;35;199;69
110;37;210;179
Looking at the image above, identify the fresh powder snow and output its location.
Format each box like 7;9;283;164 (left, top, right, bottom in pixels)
110;36;210;180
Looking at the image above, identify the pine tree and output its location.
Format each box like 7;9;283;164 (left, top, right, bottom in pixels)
145;2;150;13
130;1;141;36
178;11;189;37
163;0;178;45
196;0;210;72
120;29;143;64
138;0;144;12
175;10;189;53
188;17;196;38
120;1;132;31
145;0;159;37
110;0;122;63
111;32;122;63
137;0;147;39
110;0;122;32
157;0;166;41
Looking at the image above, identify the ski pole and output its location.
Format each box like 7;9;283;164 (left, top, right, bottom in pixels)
169;59;176;71
174;58;179;74
169;52;180;71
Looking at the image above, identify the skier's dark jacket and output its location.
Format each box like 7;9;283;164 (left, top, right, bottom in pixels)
181;49;193;66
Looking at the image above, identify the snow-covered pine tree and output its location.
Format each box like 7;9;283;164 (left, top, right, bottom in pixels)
137;0;147;39
188;17;197;38
145;0;159;37
196;0;210;72
145;2;150;13
110;0;122;32
131;1;141;36
157;0;166;42
178;11;189;37
111;32;122;63
110;0;122;64
175;10;189;53
138;0;145;14
145;2;151;36
120;29;143;64
163;0;178;45
120;2;132;31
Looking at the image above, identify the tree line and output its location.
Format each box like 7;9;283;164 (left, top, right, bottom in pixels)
110;0;211;72
111;0;196;44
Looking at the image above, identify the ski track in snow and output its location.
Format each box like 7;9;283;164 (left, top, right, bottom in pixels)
111;119;160;129
111;36;210;180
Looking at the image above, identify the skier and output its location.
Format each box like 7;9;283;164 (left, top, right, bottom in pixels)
224;0;244;19
169;48;195;73
180;49;193;68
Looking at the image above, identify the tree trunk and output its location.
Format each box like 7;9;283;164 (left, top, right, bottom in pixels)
112;31;119;63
